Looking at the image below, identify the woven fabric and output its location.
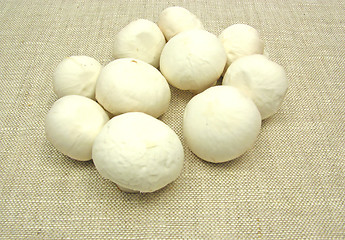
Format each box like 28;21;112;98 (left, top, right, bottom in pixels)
1;0;345;239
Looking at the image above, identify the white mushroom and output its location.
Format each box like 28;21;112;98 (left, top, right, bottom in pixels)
92;112;184;193
157;6;204;41
53;56;102;99
160;29;227;93
222;54;288;119
95;58;171;118
45;95;109;161
112;19;166;68
183;86;261;163
219;24;264;72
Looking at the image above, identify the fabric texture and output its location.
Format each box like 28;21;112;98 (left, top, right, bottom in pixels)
1;0;344;239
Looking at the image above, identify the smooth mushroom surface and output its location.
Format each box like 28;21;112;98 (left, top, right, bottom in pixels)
160;29;227;93
157;6;204;41
95;58;171;118
53;56;102;99
45;95;110;161
219;24;264;73
222;54;288;119
92;112;184;193
112;19;166;68
183;86;261;163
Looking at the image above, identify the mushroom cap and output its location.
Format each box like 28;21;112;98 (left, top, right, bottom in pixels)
219;24;264;72
112;19;166;68
158;6;204;41
45;95;110;161
160;29;227;92
222;54;288;119
95;58;171;118
92;112;184;193
53;56;102;99
183;86;261;163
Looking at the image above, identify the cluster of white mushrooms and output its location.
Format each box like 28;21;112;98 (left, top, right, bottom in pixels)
45;6;288;193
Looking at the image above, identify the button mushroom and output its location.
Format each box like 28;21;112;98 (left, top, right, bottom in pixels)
53;56;102;100
222;54;288;119
219;24;264;73
157;6;204;41
95;58;171;118
45;95;110;161
183;86;261;163
92;112;184;193
112;19;166;68
160;29;227;93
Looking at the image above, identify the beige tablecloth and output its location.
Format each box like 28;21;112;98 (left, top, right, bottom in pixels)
1;0;344;239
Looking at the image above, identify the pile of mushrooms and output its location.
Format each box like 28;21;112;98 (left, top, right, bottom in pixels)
45;6;288;193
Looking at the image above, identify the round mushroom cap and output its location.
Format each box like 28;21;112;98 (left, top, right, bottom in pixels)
92;112;184;193
158;6;204;41
53;56;102;99
219;24;264;72
183;86;261;163
222;54;288;119
45;95;110;161
95;58;171;118
112;19;166;68
160;30;227;93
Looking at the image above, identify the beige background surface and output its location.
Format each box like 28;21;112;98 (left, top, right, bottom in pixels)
1;0;344;239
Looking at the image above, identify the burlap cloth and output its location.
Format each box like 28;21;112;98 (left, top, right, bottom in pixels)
1;0;344;239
